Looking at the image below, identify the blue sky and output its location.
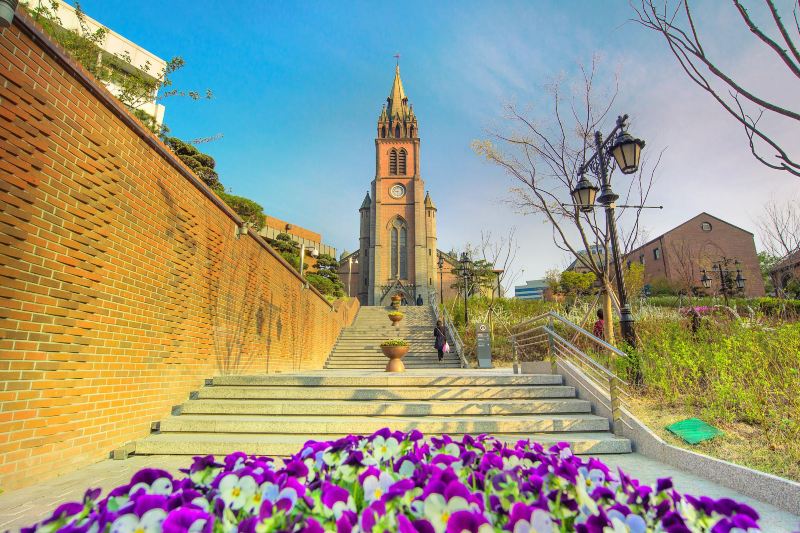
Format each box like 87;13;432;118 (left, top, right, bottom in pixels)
74;1;798;288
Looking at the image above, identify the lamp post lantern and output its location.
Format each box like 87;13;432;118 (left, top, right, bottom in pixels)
571;115;645;349
700;258;745;307
458;252;473;325
348;256;358;298
437;253;445;305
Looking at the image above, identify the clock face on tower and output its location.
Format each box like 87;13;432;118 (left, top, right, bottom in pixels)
389;183;406;199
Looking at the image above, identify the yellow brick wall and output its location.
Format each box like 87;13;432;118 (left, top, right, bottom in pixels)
0;13;358;492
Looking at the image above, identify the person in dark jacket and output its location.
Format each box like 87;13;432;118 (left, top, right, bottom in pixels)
416;294;423;306
434;319;447;362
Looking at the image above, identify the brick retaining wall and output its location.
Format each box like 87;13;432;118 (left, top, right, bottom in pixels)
0;11;358;491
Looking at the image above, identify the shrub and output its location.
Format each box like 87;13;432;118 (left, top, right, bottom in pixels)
380;339;408;347
219;192;265;230
23;431;762;532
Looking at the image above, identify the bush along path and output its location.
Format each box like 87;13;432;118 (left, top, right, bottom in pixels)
23;430;764;532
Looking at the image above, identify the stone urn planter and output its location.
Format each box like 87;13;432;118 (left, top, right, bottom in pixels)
391;295;402;309
380;341;409;372
388;311;404;326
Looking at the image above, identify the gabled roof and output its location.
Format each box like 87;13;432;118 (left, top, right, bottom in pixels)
772;248;800;271
627;212;755;256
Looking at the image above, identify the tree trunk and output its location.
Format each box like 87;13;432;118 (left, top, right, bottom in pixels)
603;287;615;345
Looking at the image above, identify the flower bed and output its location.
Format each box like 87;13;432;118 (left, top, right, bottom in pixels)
24;430;761;532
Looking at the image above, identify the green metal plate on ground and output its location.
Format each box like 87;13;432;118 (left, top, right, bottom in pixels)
665;418;723;445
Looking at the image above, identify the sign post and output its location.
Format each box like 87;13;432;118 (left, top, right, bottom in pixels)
475;323;492;368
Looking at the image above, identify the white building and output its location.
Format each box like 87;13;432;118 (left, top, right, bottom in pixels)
40;0;167;126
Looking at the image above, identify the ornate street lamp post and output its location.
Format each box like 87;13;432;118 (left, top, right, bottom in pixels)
458;252;473;325
571;115;645;348
348;256;358;298
437;253;445;305
701;258;745;307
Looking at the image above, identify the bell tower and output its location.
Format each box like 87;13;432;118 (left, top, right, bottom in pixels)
358;64;437;305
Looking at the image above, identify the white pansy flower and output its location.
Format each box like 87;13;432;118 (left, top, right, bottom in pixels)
218;474;257;510
513;509;556;533
362;471;394;503
372;436;400;462
128;477;173;497
422;493;470;533
110;509;166;533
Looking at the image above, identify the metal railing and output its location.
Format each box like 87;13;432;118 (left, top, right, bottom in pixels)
429;291;468;368
509;312;631;433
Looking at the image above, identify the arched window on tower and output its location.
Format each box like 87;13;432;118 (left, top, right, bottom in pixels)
389;217;408;279
391;227;399;278
399;226;408;279
389;149;398;175
381;126;387;138
409;126;415;138
398;149;407;175
395;124;401;138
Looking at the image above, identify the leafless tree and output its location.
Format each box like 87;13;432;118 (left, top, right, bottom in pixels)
633;0;800;177
473;58;661;318
478;227;521;298
756;197;800;258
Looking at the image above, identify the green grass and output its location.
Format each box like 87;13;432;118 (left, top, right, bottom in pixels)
449;295;800;480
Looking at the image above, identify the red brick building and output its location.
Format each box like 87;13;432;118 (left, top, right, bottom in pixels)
338;66;459;305
626;213;765;297
770;249;800;296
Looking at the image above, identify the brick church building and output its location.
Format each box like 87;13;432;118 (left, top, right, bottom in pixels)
339;66;458;305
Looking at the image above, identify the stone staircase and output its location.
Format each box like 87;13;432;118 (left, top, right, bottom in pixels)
325;305;462;369
133;372;631;457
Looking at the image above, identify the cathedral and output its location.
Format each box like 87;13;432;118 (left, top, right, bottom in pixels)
339;65;457;306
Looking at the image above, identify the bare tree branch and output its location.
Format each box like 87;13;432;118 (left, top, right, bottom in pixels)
474;59;658;308
633;0;800;177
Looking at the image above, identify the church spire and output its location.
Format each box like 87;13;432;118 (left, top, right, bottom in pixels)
379;64;417;139
387;64;407;120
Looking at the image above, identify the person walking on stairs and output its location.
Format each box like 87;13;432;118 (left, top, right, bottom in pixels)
434;320;447;362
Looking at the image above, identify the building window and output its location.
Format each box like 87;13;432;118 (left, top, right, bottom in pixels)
399;149;407;175
395;124;401;138
399;227;408;278
653;248;660;260
639;254;645;264
390;218;408;279
381;126;386;138
701;222;712;232
389;149;398;175
410;126;415;137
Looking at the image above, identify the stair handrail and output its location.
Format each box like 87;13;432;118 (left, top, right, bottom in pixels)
509;311;631;433
429;290;468;368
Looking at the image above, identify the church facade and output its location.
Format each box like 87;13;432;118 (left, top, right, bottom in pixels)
339;66;458;306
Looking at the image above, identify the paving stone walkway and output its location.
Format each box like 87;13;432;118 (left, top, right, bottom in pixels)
1;453;797;531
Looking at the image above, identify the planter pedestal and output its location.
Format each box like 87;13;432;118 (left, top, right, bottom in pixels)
381;346;409;372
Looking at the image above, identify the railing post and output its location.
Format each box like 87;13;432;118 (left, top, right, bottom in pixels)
547;317;557;374
512;338;519;374
609;376;621;435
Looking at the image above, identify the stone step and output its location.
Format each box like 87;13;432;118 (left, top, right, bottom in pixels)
197;385;577;400
324;363;462;368
158;413;610;434
211;374;563;387
134;432;631;456
179;398;592;416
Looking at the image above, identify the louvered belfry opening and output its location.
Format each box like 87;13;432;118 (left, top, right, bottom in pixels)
389;149;398;175
399;149;407;175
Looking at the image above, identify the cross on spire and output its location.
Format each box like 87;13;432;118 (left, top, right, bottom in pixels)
393;53;400;66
